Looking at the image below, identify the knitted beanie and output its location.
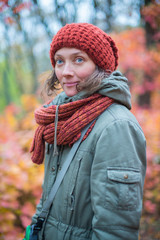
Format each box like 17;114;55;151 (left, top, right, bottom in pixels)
50;23;118;72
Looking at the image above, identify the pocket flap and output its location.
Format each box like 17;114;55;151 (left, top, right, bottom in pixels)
107;168;140;183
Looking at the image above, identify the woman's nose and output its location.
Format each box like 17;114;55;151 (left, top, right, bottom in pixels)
62;62;74;77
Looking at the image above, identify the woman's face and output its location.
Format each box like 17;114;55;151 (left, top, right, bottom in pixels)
54;48;96;97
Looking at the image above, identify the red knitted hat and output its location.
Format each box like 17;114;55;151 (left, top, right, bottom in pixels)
50;23;118;72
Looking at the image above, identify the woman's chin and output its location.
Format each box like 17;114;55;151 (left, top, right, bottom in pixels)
64;88;78;97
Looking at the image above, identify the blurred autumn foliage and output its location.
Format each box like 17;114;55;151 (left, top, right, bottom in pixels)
0;0;160;240
0;95;44;239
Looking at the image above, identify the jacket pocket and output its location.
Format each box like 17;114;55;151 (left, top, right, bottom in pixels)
105;167;140;211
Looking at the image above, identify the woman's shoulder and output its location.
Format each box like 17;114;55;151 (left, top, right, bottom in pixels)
95;103;143;134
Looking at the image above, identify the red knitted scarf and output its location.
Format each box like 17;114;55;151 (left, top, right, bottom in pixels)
30;93;114;164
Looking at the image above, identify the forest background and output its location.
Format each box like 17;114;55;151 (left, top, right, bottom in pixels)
0;0;160;239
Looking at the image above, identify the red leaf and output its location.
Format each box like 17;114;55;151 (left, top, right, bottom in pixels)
13;2;32;14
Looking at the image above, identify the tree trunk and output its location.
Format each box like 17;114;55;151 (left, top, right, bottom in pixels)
142;0;156;47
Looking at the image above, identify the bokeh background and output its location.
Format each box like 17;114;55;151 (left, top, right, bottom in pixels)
0;0;160;239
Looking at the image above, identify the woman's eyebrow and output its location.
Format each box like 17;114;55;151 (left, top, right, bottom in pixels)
55;51;85;58
54;54;62;58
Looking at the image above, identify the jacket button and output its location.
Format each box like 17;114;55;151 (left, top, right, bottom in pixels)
51;167;55;172
124;174;128;179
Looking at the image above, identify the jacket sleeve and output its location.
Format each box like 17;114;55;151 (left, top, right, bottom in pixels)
91;119;146;240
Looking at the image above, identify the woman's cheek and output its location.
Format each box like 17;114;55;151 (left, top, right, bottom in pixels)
55;69;62;81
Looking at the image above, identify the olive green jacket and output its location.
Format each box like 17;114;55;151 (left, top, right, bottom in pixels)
32;71;146;240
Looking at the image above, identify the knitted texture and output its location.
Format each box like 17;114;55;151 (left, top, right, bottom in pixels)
50;23;118;72
30;94;114;164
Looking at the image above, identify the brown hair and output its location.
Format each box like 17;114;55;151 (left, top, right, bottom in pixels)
42;67;110;97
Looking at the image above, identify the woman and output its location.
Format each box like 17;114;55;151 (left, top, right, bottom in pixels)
30;23;146;240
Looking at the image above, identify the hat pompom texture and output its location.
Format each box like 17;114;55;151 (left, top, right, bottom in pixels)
50;23;118;72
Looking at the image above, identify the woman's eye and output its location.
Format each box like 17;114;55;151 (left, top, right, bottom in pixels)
75;57;83;63
55;59;63;65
